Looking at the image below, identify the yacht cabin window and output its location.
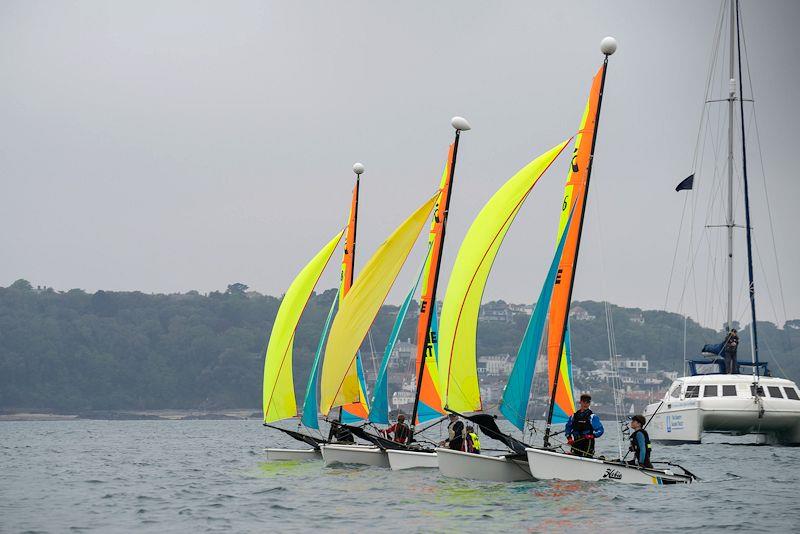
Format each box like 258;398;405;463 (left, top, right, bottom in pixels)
670;384;682;398
685;385;700;398
703;385;718;397
767;386;783;398
750;385;765;397
722;385;737;396
784;387;800;401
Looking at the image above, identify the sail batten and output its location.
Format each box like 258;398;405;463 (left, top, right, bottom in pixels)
438;140;570;414
320;193;439;416
262;230;345;423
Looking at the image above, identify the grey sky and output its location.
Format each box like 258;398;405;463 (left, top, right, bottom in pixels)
2;1;798;328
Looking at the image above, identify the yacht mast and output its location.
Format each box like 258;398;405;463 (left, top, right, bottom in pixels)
726;0;735;334
735;0;760;374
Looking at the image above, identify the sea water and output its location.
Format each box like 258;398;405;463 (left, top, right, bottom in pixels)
2;419;799;533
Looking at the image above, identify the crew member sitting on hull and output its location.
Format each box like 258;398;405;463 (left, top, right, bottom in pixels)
328;420;355;444
383;414;411;444
565;393;604;458
440;413;465;451
627;414;653;468
465;425;481;455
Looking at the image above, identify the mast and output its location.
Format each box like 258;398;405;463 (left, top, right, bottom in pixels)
726;0;735;334
735;0;760;375
543;38;615;448
335;162;364;427
408;116;470;439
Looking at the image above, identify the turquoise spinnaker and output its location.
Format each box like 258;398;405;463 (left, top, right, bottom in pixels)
300;289;340;429
499;210;574;431
369;248;430;424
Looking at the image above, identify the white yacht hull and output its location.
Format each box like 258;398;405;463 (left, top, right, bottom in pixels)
321;444;389;467
645;376;800;444
436;448;533;481
525;448;692;485
386;449;438;470
263;448;322;461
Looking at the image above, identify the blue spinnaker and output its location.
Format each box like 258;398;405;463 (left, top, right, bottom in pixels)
369;249;430;424
301;289;340;429
499;211;573;431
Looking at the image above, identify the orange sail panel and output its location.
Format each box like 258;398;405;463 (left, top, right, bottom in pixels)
340;180;370;419
546;65;605;420
412;144;454;423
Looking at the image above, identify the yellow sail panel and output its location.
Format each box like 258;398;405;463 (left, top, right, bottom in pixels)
438;141;570;413
320;193;439;415
262;230;345;423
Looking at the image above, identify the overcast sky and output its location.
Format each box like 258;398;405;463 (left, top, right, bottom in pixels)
2;1;798;328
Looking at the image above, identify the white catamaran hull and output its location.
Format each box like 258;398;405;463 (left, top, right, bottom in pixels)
645;376;800;445
436;448;533;482
263;448;322;461
525;448;692;485
321;444;389;467
386;449;438;470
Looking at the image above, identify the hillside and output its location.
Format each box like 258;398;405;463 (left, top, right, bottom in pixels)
1;279;797;412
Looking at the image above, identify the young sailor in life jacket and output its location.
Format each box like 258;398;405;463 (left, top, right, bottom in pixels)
439;413;466;451
465;425;481;455
565;393;604;458
626;414;653;468
383;414;411;444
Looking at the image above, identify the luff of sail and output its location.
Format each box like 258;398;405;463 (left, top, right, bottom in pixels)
412;144;454;423
320;193;439;416
546;65;604;423
263;230;345;423
437;140;570;413
339;179;371;420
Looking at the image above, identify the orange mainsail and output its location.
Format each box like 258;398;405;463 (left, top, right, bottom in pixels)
340;179;370;419
411;143;455;423
545;65;605;420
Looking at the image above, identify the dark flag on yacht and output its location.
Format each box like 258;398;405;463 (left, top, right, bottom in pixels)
675;174;694;192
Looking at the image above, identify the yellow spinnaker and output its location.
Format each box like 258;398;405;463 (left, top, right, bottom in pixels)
263;230;344;423
437;141;570;413
320;193;439;415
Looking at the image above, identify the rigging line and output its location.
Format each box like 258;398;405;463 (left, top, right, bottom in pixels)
753;237;782;334
366;329;378;385
664;192;690;310
589;181;625;458
740;55;789;325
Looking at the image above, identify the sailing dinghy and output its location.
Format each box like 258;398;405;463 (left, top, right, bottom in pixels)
435;38;613;482
318;118;472;468
262;164;371;461
524;37;696;485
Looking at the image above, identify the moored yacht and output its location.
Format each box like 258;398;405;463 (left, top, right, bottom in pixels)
645;367;800;444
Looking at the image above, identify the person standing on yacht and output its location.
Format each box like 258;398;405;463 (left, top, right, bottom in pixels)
565;394;604;458
723;329;739;374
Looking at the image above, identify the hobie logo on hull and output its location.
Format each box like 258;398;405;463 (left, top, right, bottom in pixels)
602;468;622;480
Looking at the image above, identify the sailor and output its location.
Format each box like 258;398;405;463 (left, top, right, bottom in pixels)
565;393;604;458
627;414;653;468
383;414;411;444
440;413;466;451
466;425;481;455
328;420;355;444
723;328;739;374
